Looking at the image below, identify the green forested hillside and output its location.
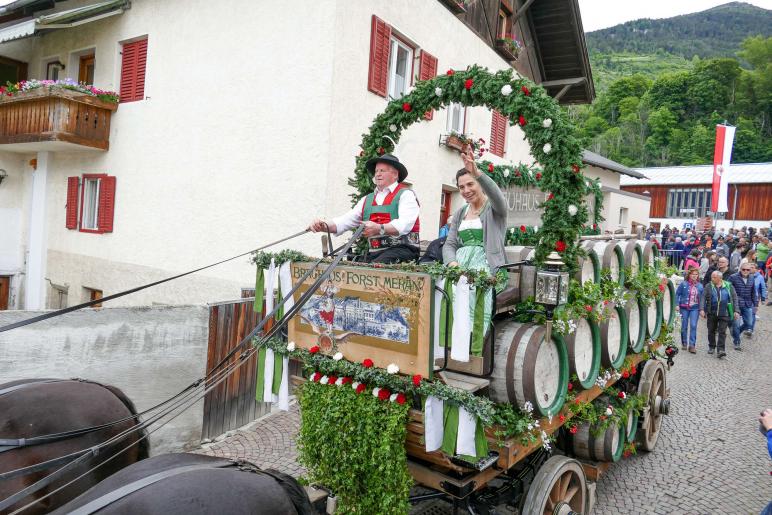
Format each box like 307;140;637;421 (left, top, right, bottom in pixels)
571;3;772;167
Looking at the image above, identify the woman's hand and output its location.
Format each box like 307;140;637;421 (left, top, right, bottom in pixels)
448;261;459;268
461;146;479;176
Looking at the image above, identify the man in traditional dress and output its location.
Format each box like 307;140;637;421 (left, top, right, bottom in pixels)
309;154;420;264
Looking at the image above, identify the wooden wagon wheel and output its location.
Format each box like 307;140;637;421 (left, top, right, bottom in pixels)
636;359;667;451
520;455;588;515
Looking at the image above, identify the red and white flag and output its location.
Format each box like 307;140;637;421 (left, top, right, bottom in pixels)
711;124;736;213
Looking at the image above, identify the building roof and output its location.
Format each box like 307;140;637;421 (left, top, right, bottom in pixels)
582;150;646;178
620;162;772;186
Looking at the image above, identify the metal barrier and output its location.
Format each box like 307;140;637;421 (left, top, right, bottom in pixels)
659;249;684;269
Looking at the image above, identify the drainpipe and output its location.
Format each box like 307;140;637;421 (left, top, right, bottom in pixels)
25;151;50;310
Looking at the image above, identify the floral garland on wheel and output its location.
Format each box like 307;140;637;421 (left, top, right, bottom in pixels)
350;65;588;271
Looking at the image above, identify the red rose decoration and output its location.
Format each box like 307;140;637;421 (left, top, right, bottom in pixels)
311;372;321;382
355;383;366;394
515;171;522;177
377;147;385;155
617;391;625;399
572;164;580;173
570;425;578;434
631;366;637;374
555;240;567;252
622;370;630;379
584;305;592;312
328;375;338;385
559;414;566;423
395;393;407;405
521;85;531;96
567;382;574;391
362;358;374;368
342;377;353;385
487;163;494;173
547;193;554;201
574;398;581;405
518;114;527;126
402;102;412;112
464;79;474;90
446;69;455;76
658;283;665;292
603;300;610;305
520;225;526;233
412;374;422;387
378;388;390;401
593;224;598;230
535;172;542;180
309;346;320;354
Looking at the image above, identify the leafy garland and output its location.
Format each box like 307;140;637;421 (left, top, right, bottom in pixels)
350;65;588;272
251;249;312;270
297;381;412;514
624;260;677;307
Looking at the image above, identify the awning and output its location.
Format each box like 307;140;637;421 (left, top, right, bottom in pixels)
0;0;129;44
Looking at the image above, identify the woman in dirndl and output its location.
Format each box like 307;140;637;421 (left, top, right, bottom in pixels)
442;146;508;354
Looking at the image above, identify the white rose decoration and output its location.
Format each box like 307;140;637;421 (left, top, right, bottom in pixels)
543;143;552;154
389;124;398;132
435;87;443;96
503;169;510;177
352;381;360;390
542;118;553;128
389;393;398;402
333;352;344;361
335;377;344;386
501;84;513;96
568;204;578;216
286;341;296;352
320;375;329;385
372;387;381;398
386;363;400;374
605;406;613;416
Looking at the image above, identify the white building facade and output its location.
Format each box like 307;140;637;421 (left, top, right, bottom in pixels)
0;0;598;310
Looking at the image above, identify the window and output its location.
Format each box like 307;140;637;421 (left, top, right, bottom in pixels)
387;37;413;99
66;174;117;233
446;102;466;133
85;287;103;308
120;37;148;103
619;207;629;227
46;60;64;80
78;54;95;84
665;187;712;218
498;1;513;38
0;55;27;85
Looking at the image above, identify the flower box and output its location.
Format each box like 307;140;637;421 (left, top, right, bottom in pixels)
495;36;523;62
439;0;467;14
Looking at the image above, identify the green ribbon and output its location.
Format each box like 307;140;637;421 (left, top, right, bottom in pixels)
272;353;283;395
471;286;486;356
255;346;266;401
439;277;454;348
253;268;264;313
276;280;284;321
441;404;458;455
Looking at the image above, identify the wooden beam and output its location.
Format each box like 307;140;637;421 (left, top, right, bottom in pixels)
512;0;537;23
540;76;586;88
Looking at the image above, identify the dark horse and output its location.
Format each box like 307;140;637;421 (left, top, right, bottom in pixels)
51;453;315;514
0;379;149;514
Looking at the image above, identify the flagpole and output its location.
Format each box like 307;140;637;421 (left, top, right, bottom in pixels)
731;186;738;230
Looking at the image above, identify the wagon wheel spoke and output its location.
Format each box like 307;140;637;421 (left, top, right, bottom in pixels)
565;484;580;503
558;474;570;498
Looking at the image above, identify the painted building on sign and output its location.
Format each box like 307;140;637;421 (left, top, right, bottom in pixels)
620;162;772;231
0;0;606;310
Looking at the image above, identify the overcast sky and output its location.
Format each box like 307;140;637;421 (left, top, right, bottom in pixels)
579;0;772;32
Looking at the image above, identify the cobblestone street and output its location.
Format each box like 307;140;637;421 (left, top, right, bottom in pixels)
197;309;772;514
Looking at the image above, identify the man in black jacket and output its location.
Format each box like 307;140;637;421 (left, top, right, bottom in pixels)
700;270;740;358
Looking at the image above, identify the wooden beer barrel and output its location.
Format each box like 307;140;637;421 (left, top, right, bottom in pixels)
618;239;643;276
662;278;676;326
625;408;639;442
626;297;647;353
647;298;663;340
576;240;600;284
563;421;625;463
591;241;625;285
561;317;601;389
636;239;656;268
489;321;568;417
599;303;628;369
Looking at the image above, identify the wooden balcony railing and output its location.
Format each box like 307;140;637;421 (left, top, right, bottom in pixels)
0;88;117;151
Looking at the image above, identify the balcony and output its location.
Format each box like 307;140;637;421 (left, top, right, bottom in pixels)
0;88;117;152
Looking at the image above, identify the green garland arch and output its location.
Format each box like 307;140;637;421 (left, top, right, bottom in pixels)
350;65;593;270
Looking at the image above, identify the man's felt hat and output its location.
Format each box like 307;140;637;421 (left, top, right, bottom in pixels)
366;154;408;182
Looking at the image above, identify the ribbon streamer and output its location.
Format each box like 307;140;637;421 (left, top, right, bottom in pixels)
424;396;444;452
263;348;276;403
432;276;445;361
456;406;477;457
264;258;277;316
450;276;471;362
278;356;290;411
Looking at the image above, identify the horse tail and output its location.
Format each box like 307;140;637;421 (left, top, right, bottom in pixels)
99;383;151;460
264;469;315;515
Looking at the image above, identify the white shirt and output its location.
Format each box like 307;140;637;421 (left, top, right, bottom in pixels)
332;181;419;236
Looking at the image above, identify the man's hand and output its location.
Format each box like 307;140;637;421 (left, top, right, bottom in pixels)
700;310;706;319
760;408;772;432
362;221;381;238
308;219;329;233
734;312;741;320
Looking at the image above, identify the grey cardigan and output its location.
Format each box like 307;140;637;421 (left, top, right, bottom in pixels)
442;172;507;274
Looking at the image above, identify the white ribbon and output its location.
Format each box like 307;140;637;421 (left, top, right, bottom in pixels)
433;275;445;362
424;395;444;452
278;261;295;313
263;348;277;403
456;406;477;456
278;355;289;411
264;258;277;315
451;276;471;362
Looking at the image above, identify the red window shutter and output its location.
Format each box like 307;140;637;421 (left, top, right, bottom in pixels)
120;38;148;103
367;15;391;97
97;176;116;233
66;176;79;229
419;50;438;120
490;110;508;157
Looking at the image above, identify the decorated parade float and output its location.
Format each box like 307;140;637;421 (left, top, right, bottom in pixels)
250;66;679;514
